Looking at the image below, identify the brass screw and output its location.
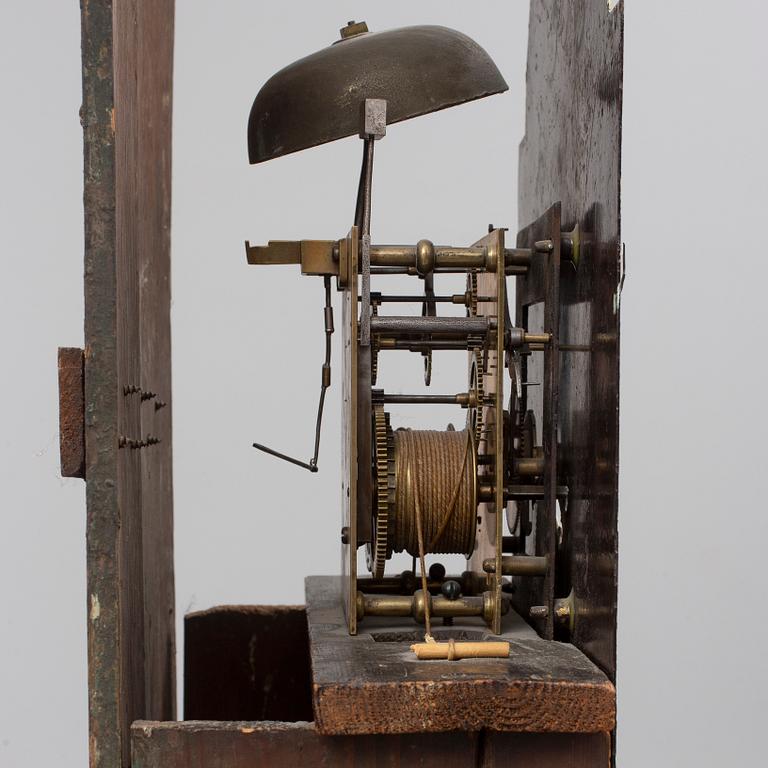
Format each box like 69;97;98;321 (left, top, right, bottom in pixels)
339;20;368;40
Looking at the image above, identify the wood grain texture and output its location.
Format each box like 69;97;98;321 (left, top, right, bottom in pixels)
131;721;609;768
80;1;175;766
518;0;623;681
58;347;85;478
307;577;614;735
184;606;312;723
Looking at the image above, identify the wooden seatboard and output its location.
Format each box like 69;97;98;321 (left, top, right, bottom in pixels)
80;2;176;766
131;721;610;768
306;576;614;735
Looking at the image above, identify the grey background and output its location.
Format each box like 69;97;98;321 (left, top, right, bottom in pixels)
1;1;767;765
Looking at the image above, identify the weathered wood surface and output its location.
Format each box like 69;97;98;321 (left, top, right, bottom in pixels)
184;606;312;722
518;0;623;681
80;1;176;766
58;347;85;478
306;577;614;735
131;721;610;768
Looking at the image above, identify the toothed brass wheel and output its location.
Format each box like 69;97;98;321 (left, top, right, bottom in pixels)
467;270;479;317
370;406;394;578
467;350;485;449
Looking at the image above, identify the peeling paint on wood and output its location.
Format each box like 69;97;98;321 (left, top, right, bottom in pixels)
90;594;101;621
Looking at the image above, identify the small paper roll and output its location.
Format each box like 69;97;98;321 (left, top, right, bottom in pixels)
410;640;510;660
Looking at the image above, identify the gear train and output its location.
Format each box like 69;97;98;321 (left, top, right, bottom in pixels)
247;22;573;635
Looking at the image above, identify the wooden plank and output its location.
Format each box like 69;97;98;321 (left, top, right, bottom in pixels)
133;0;176;726
132;721;478;768
184;606;312;722
518;0;623;681
81;3;122;763
58;347;85;478
132;721;609;768
483;732;611;768
80;1;176;766
306;576;614;735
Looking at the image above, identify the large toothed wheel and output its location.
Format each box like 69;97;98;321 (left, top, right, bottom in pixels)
370;407;394;578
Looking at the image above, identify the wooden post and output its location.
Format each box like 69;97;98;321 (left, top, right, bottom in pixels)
79;2;176;765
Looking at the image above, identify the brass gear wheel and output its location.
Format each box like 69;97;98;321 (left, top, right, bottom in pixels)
465;270;484;448
467;270;479;317
371;338;380;385
468;350;485;448
371;302;379;385
371;406;394;578
518;409;536;459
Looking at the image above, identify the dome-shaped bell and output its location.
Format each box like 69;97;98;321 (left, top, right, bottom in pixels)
248;22;508;164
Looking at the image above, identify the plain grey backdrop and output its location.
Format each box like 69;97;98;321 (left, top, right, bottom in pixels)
2;1;767;765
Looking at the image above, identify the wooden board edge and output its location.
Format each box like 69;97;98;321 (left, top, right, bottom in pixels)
312;678;616;735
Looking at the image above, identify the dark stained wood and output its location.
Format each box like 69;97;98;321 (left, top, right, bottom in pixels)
58;347;85;478
483;732;610;767
131;721;609;768
306;576;614;735
184;606;312;722
132;721;478;768
81;3;122;764
518;0;623;681
80;1;176;766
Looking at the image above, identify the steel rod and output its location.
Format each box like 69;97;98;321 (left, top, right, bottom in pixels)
477;484;569;502
370;315;494;336
362;294;498;304
380;393;464;405
385;340;474;351
364;294;459;303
